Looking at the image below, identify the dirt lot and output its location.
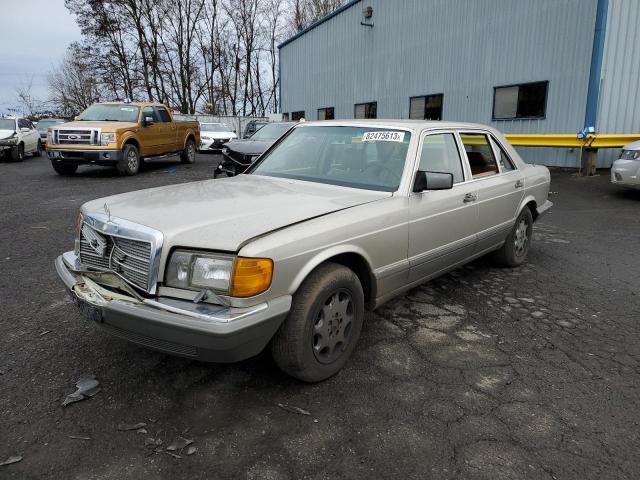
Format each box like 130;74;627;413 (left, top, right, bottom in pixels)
1;153;639;479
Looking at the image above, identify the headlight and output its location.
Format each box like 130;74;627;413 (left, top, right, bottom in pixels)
101;133;116;145
165;250;273;297
47;131;52;143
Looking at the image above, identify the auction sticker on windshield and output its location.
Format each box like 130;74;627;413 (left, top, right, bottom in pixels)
362;131;405;142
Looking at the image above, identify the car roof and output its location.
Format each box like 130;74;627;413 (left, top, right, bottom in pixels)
299;119;491;132
38;118;65;122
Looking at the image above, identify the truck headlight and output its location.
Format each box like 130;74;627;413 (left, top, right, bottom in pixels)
165;250;273;297
47;131;52;143
100;133;116;145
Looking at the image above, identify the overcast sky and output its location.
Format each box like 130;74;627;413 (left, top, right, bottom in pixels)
0;0;81;114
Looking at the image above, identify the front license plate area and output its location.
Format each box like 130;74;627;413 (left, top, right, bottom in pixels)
72;282;106;323
73;295;104;323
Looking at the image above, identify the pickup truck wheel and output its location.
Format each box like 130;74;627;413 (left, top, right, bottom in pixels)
493;207;533;267
10;143;24;162
271;263;364;382
117;144;140;175
51;160;78;176
181;138;196;164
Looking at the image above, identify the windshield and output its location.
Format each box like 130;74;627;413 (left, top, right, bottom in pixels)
0;119;15;130
620;149;640;160
77;104;140;122
250;126;412;192
250;123;291;141
201;123;230;133
36;120;65;132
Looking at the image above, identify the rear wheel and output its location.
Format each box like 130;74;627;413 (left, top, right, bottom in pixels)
10;143;24;162
116;143;140;176
493;207;534;267
51;160;78;176
271;263;364;382
181;138;196;164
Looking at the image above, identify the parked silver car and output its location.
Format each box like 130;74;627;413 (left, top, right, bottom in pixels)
55;120;551;382
611;140;640;189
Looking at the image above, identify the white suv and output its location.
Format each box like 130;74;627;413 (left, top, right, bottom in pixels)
0;117;42;161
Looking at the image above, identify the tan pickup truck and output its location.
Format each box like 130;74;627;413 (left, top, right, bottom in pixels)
46;102;200;176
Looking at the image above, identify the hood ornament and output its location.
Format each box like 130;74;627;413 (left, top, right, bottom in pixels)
104;203;112;223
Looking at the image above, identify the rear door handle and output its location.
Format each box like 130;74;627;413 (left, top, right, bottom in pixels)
463;193;477;203
515;179;524;189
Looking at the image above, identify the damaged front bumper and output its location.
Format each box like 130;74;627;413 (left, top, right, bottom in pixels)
55;252;291;362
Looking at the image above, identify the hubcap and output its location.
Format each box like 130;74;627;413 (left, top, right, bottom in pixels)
514;218;529;256
188;143;195;161
127;150;138;170
312;289;354;364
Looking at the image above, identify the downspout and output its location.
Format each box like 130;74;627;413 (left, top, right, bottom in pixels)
584;0;609;129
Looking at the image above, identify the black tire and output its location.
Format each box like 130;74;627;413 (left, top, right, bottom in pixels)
51;160;78;176
271;262;364;382
34;140;42;157
493;207;534;267
116;143;140;176
10;143;24;162
180;138;196;164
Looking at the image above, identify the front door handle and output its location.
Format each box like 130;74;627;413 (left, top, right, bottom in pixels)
515;179;524;189
463;193;477;203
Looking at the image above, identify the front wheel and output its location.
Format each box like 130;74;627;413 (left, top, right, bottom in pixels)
180;138;196;164
271;263;364;382
116;144;140;176
10;143;24;162
51;160;78;176
493;207;534;267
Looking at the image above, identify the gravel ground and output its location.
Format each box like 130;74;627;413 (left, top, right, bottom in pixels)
1;152;639;479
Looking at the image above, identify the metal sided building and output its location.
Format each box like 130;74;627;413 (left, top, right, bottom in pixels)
278;0;640;167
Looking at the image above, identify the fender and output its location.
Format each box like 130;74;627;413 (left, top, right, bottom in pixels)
182;129;197;149
287;243;377;297
517;193;538;217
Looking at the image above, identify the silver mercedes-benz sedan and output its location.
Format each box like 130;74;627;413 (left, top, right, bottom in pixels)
611;140;640;189
55;120;552;382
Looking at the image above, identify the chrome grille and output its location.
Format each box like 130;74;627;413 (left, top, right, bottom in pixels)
79;224;152;290
54;129;99;145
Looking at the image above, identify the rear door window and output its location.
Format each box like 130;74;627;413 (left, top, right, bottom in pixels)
490;137;516;172
156;107;172;122
459;133;500;178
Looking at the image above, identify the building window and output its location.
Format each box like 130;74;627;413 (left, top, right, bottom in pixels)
317;107;334;120
282;112;289;121
354;102;377;119
409;94;443;120
291;111;305;121
493;81;548;120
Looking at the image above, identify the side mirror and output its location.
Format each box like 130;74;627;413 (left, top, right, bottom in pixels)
413;171;454;193
142;116;154;127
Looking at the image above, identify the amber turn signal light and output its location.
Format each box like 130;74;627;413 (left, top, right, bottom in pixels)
230;257;273;297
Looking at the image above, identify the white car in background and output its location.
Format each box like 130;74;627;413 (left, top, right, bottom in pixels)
611;140;640;189
0;117;42;161
199;122;237;151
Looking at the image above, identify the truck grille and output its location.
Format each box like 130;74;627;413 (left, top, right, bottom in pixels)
79;224;152;290
53;129;100;145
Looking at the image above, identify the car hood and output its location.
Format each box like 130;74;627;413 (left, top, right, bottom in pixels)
202;132;235;139
55;121;139;130
0;129;15;139
82;175;390;252
225;139;273;155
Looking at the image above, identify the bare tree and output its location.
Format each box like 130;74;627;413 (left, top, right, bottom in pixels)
48;44;103;117
15;77;43;118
